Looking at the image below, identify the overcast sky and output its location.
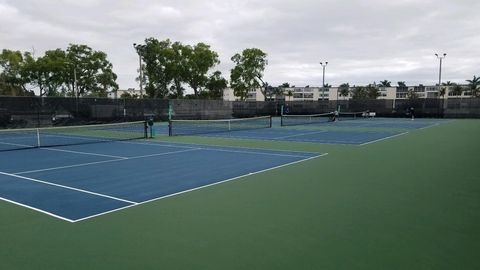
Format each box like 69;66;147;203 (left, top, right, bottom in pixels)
1;0;479;91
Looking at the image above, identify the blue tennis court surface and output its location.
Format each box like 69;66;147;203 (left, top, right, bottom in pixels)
159;117;446;144
196;128;406;144
0;141;323;222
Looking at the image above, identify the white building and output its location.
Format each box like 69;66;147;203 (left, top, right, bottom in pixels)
108;88;143;99
223;85;472;101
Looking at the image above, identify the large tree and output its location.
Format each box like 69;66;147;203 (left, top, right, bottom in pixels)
65;44;118;97
0;49;33;96
230;48;267;101
24;49;69;97
169;41;188;98
183;43;220;98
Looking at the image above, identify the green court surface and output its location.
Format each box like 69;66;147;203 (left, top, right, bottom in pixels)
1;119;479;269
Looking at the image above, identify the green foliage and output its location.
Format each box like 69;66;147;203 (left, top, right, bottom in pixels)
0;45;117;97
183;43;220;97
379;80;391;87
439;87;446;97
351;86;368;99
442;81;453;86
65;44;118;97
140;38;173;98
350;84;380;99
407;89;419;100
338;83;350;98
138;39;220;99
366;84;380;99
450;84;463;96
397;81;406;87
0;49;33;96
230;48;267;101
466;75;480;97
205;71;227;99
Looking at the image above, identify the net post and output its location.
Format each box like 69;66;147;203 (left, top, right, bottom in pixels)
168;121;172;136
269;116;272;128
168;102;173;121
143;121;148;138
36;128;41;148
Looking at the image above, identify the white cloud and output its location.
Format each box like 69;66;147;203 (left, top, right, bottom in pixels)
1;0;479;90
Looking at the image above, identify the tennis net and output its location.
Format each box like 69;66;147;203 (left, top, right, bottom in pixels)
338;111;366;120
168;116;272;136
281;112;335;126
0;121;147;152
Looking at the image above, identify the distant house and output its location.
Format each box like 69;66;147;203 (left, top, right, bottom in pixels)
108;88;143;99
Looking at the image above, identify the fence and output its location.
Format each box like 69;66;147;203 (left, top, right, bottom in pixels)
0;96;478;128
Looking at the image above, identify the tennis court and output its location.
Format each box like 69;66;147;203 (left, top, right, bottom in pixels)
164;115;447;144
1;118;479;270
0;137;322;222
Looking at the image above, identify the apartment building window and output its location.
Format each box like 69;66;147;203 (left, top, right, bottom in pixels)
293;93;303;98
304;93;314;98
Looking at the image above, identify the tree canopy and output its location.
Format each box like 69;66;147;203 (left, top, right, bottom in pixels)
230;48;268;101
466;75;480;97
0;45;117;97
137;38;223;99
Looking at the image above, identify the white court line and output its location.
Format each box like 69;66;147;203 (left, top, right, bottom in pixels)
73;153;329;222
43;147;128;159
0;196;75;223
119;140;200;150
416;123;440;130
273;130;328;139
359;132;409;146
16;158;126;175
0;141;34;148
119;140;323;155
0;171;137;204
199;147;316;158
14;148;201;175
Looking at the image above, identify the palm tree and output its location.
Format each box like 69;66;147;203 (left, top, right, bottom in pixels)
438;87;446;98
366;84;380;99
451;84;463;96
338;83;350;100
440;81;453;98
466;75;480;97
442;81;453;86
379;80;391;87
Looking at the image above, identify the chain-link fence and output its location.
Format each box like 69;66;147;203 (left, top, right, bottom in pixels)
0;96;478;128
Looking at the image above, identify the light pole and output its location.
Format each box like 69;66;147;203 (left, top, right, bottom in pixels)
320;61;328;100
435;53;446;93
133;43;145;98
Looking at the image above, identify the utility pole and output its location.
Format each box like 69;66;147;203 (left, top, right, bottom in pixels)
133;43;145;98
435;53;447;92
320;61;328;100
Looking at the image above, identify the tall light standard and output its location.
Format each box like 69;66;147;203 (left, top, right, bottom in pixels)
320;61;328;100
133;43;145;98
435;53;447;92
